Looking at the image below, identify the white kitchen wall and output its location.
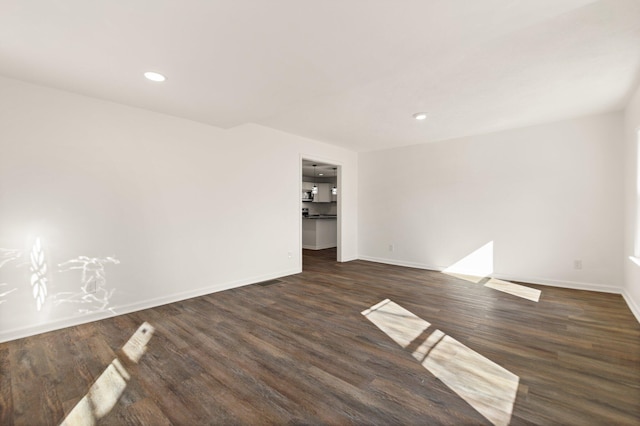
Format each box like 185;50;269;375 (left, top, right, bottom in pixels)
359;113;624;293
623;84;640;321
0;76;357;342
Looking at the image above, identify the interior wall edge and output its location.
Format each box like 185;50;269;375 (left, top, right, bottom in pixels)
0;266;301;344
341;255;359;262
622;289;640;323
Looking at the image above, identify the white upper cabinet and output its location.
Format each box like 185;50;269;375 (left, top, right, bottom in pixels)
313;183;332;202
303;181;337;202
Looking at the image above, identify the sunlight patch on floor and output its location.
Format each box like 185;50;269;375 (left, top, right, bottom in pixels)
442;241;494;283
361;299;431;347
60;322;155;426
362;299;518;426
442;272;487;284
484;278;541;302
442;241;541;302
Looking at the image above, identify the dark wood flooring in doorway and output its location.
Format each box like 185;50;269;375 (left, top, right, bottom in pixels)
1;248;639;425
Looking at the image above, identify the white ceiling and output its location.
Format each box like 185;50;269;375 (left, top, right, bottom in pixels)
302;160;338;180
1;0;639;152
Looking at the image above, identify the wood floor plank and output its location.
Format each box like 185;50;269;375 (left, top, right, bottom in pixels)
0;345;13;426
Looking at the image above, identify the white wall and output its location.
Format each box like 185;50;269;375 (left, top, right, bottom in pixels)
0;76;357;342
623;84;640;321
359;113;624;292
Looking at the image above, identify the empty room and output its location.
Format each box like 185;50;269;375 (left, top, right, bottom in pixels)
1;1;639;425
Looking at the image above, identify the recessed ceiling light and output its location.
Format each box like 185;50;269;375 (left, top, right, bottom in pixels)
413;112;428;120
144;71;166;82
319;173;324;176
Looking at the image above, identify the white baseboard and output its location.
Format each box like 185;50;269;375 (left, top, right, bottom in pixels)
5;255;637;343
340;255;358;262
358;255;434;270
0;310;117;345
359;256;640;324
357;255;622;294
303;244;337;250
490;272;621;294
622;289;640;323
0;267;301;343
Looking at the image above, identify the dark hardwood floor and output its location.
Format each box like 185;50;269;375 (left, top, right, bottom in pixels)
1;248;639;425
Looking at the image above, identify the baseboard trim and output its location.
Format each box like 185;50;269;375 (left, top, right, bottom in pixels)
357;255;622;294
358;256;438;271
302;244;337;250
490;272;621;294
0;267;301;343
0;310;118;345
622;289;640;323
5;255;636;343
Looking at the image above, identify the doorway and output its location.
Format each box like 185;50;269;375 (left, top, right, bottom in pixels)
301;158;341;268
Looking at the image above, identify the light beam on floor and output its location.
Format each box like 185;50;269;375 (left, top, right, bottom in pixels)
60;322;154;426
361;299;431;347
484;278;541;302
363;299;519;426
442;241;541;302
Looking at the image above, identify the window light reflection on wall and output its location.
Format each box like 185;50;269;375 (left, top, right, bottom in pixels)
29;237;48;311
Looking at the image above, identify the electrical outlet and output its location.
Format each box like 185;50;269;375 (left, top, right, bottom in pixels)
86;279;97;293
573;260;582;270
389;244;394;252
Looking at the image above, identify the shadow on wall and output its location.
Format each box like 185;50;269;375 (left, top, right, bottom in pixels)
0;248;25;305
29;237;48;311
442;241;541;302
54;256;120;314
0;237;120;314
